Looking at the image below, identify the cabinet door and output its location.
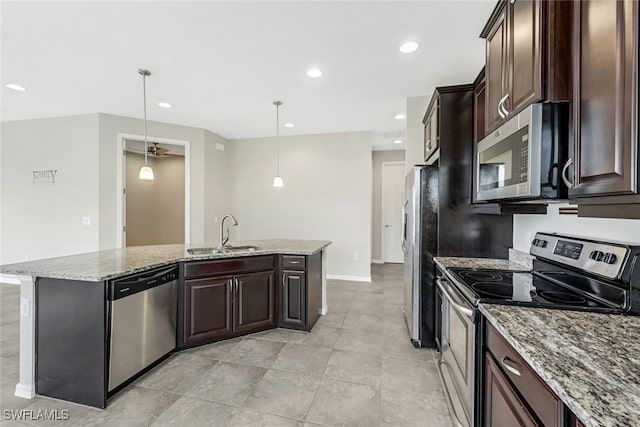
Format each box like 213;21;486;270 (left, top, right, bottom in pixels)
570;0;638;197
424;119;432;161
484;354;540;427
234;270;275;334
506;0;542;116
184;276;233;344
281;270;306;327
430;102;439;153
474;78;486;144
485;7;508;134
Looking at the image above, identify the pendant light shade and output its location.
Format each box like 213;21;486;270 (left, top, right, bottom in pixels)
138;68;154;181
273;100;283;188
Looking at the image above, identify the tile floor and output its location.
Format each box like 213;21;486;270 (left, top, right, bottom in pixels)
0;264;451;426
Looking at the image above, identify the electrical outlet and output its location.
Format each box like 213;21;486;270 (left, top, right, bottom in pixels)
353;253;359;261
82;217;91;226
20;298;30;317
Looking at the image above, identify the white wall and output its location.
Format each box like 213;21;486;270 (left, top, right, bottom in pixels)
204;130;231;242
513;203;640;252
228;131;373;280
0;115;100;264
371;150;405;262
405;95;431;173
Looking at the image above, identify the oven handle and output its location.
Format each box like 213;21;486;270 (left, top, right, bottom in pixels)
436;278;474;318
437;359;469;427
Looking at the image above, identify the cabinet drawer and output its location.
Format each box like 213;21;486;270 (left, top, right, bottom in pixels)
282;255;306;270
486;324;563;427
184;256;275;279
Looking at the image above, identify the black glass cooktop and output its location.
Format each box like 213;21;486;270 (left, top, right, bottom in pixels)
447;268;624;311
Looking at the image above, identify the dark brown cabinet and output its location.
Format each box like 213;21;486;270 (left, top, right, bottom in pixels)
473;68;486;144
278;253;322;331
484;354;539;427
481;0;571;134
182;256;276;346
423;97;439;162
569;0;639;200
484;323;564;426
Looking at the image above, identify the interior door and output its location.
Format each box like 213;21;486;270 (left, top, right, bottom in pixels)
383;163;406;263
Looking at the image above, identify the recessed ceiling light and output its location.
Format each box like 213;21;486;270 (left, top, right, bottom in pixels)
393;139;402;144
6;83;27;92
394;114;406;120
158;102;172;108
400;41;420;54
307;68;323;78
284;123;295;128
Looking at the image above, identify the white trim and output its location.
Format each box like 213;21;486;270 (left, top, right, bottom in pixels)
0;275;21;285
319;307;328;315
327;274;372;283
116;133;191;248
371;259;384;264
381;161;405;263
14;383;35;399
14;275;36;400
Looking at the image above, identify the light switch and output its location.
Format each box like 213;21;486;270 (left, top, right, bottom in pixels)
82;217;91;226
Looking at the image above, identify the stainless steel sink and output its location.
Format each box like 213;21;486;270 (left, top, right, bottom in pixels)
187;245;260;255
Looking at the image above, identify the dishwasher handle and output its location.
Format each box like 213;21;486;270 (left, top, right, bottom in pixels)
110;265;179;300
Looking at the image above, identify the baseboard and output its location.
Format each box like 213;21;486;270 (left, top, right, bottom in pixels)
14;383;35;399
319;307;328;315
371;259;384;264
327;274;372;283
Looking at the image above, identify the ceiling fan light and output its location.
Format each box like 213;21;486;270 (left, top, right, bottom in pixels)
139;166;155;180
273;176;284;187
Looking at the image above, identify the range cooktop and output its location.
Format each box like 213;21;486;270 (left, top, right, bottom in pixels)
447;268;625;312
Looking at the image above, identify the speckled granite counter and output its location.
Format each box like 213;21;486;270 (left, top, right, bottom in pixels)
0;239;331;281
480;304;640;427
434;256;530;271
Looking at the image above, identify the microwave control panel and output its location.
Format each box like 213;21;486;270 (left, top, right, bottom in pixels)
519;134;529;182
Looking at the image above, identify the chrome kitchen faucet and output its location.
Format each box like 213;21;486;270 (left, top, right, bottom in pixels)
219;214;238;249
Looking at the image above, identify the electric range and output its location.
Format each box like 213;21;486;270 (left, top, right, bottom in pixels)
435;232;640;427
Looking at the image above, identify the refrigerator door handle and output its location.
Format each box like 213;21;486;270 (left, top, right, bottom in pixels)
401;201;408;255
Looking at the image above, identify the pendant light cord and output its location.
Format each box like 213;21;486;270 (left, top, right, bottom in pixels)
143;72;148;167
276;102;280;175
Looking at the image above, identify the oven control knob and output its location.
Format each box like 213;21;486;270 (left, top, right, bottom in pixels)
532;239;540;247
590;251;604;261
603;253;617;265
539;240;548;248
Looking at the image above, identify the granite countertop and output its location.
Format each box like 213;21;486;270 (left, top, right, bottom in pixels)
480;304;640;427
0;239;331;282
434;256;530;271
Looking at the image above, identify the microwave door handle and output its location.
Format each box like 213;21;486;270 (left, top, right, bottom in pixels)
562;158;574;189
436;278;473;318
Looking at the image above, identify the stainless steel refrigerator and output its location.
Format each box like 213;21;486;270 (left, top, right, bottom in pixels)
403;165;438;348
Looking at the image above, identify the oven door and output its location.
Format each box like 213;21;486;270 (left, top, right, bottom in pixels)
437;276;477;427
476;104;542;201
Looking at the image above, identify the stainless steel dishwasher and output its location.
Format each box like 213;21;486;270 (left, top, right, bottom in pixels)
108;265;178;392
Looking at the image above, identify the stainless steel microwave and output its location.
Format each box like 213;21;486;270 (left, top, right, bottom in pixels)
475;103;568;202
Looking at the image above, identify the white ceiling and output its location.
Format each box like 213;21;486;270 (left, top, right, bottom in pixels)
1;1;495;150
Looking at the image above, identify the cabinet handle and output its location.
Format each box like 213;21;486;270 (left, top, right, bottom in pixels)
497;95;508;118
561;158;574;189
501;356;522;376
503;94;510;116
234;278;239;293
282;274;287;287
289;260;300;264
229;280;233;293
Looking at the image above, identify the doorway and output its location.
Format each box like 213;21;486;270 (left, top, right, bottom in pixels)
117;134;190;247
382;162;406;263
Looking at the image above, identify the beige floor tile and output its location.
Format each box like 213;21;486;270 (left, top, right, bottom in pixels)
334;329;383;355
341;313;383;333
150;396;236;427
135;353;217;395
219;338;285;368
271;343;332;377
305;378;380;426
323;349;381;387
380;387;451;427
228;409;303;427
183;362;266;407
381;356;441;395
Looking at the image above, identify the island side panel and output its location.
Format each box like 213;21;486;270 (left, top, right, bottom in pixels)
36;278;107;408
307;251;323;329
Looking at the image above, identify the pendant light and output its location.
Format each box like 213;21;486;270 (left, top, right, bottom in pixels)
272;100;284;187
138;68;154;180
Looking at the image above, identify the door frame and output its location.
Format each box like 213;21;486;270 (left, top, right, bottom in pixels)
116;133;191;248
381;161;406;263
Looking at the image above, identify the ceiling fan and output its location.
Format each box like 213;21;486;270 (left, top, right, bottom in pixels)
147;142;170;157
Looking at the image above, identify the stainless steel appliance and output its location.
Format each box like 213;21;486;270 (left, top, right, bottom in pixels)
436;233;640;426
402;165;438;348
108;265;178;392
475;103;568;202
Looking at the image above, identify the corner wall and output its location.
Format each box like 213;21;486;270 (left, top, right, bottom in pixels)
405;95;431;173
228;131;373;280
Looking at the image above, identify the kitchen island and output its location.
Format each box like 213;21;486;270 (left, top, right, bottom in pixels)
0;239;331;408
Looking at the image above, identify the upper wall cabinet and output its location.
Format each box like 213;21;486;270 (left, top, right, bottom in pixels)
481;0;572;135
423;96;440;163
568;0;638;199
